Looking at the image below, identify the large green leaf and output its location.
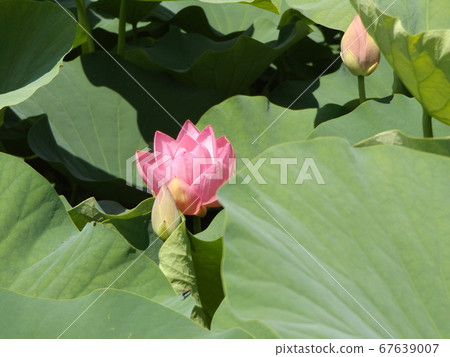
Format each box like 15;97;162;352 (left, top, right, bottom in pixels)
195;209;227;242
0;108;43;157
158;222;210;326
0;154;250;338
354;0;448;33
68;197;156;250
203;0;281;13
197;95;316;161
0;0;76;109
351;0;450;124
91;0;160;23
191;211;226;323
286;0;355;31
218;138;450;338
158;0;282;35
354;130;450;158
14;53;222;186
190;236;224;324
125;21;310;95
212;297;280;338
158;214;227;328
0;288;251;338
0;152;182;307
309;95;450;143
140;0;281;13
145;4;228;40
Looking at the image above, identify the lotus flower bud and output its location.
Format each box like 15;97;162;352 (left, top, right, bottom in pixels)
151;185;182;241
340;14;380;76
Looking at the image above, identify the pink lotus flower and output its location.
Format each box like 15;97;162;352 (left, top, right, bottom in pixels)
136;120;236;217
340;14;380;76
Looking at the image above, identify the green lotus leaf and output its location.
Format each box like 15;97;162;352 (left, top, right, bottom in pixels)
197;95;316;162
0;152;191;318
125;20;310;96
157;0;283;36
0;0;76;109
354;129;450;157
286;0;355;31
195;210;226;242
90;0;160;24
0;288;251;338
309;95;450;143
191;211;227;324
140;0;282;14
12;54;222;197
158;222;210;327
218;137;450;338
69;197;156;250
212;297;280;338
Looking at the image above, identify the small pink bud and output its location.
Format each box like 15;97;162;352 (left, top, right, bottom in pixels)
340;15;380;76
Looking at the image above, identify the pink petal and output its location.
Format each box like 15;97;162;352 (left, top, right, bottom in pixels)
196;125;217;156
190;140;213;158
175;133;199;155
170;152;195;186
205;199;221;208
352;15;368;63
215;136;230;153
176;120;200;143
190;142;215;176
216;142;236;179
227;156;237;178
216;140;234;160
171;143;214;185
136;150;173;194
136;151;154;181
342;16;361;58
192;160;227;205
167;177;204;216
154;131;177;158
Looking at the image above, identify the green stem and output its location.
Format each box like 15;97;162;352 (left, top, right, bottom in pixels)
74;0;95;53
422;107;433;138
192;216;202;234
132;23;138;45
117;0;128;56
358;75;366;104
